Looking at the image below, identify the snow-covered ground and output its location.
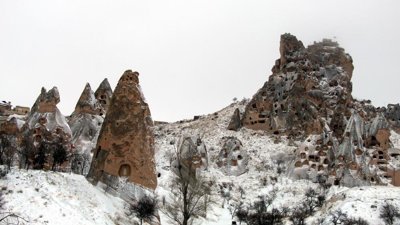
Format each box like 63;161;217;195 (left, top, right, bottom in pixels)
0;169;135;225
2;101;400;225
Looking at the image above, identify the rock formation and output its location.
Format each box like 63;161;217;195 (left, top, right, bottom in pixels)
0;117;24;135
88;70;157;191
171;136;208;177
384;104;400;132
216;136;248;176
72;83;104;116
68;83;104;175
243;33;400;187
227;108;242;131
242;34;353;138
94;78;113;115
25;87;71;134
22;87;73;170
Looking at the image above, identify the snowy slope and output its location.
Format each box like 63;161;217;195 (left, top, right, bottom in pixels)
2;101;400;225
154;100;400;225
0;170;137;225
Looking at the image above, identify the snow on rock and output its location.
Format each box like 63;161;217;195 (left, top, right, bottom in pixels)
0;170;136;225
69;114;103;155
25;87;72;136
318;186;400;225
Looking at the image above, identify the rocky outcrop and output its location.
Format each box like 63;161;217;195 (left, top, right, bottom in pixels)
69;83;104;175
227;108;242;131
0;117;24;135
88;70;157;190
171;136;208;177
22;87;73;170
242;34;353;138
72;83;104;116
290;110;398;186
250;34;400;187
94;78;113;115
216;137;248;176
25;87;71;134
384;104;400;132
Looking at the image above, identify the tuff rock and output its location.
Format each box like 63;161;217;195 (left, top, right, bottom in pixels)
171;136;208;177
88;70;157;190
227;108;242;131
22;87;73;170
242;34;354;138
72;83;104;116
68;83;104;175
252;34;400;186
94;78;113;114
216;136;248;176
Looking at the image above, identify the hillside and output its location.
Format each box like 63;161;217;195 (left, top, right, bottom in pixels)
2;101;400;224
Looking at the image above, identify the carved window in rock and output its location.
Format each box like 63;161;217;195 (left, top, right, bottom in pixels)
118;164;131;177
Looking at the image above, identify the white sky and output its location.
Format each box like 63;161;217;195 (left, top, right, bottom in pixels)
0;0;399;122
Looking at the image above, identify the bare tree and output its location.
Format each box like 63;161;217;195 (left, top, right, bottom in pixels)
0;135;17;171
228;201;243;220
162;144;213;225
342;217;369;225
290;206;308;225
0;188;28;224
330;209;348;225
380;202;400;225
246;192;283;225
52;143;67;171
163;173;212;225
303;188;325;215
235;207;248;225
128;194;158;225
18;132;35;170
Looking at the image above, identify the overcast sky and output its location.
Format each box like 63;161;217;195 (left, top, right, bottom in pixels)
0;0;399;122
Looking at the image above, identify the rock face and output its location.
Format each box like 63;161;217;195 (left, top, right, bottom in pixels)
227;108;242;131
216;137;248;176
244;34;400;187
23;87;73;170
242;34;353;137
25;87;71;134
88;70;157;190
68;83;105;175
384;104;400;132
94;78;113;115
171;136;208;177
0;117;23;135
72;83;104;116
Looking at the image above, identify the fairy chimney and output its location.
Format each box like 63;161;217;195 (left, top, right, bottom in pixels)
88;70;157;190
72;83;103;115
94;78;113;114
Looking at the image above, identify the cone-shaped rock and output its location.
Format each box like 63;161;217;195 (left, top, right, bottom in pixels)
73;83;103;115
95;78;113;114
68;83;104;174
88;70;157;190
227;108;242;131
